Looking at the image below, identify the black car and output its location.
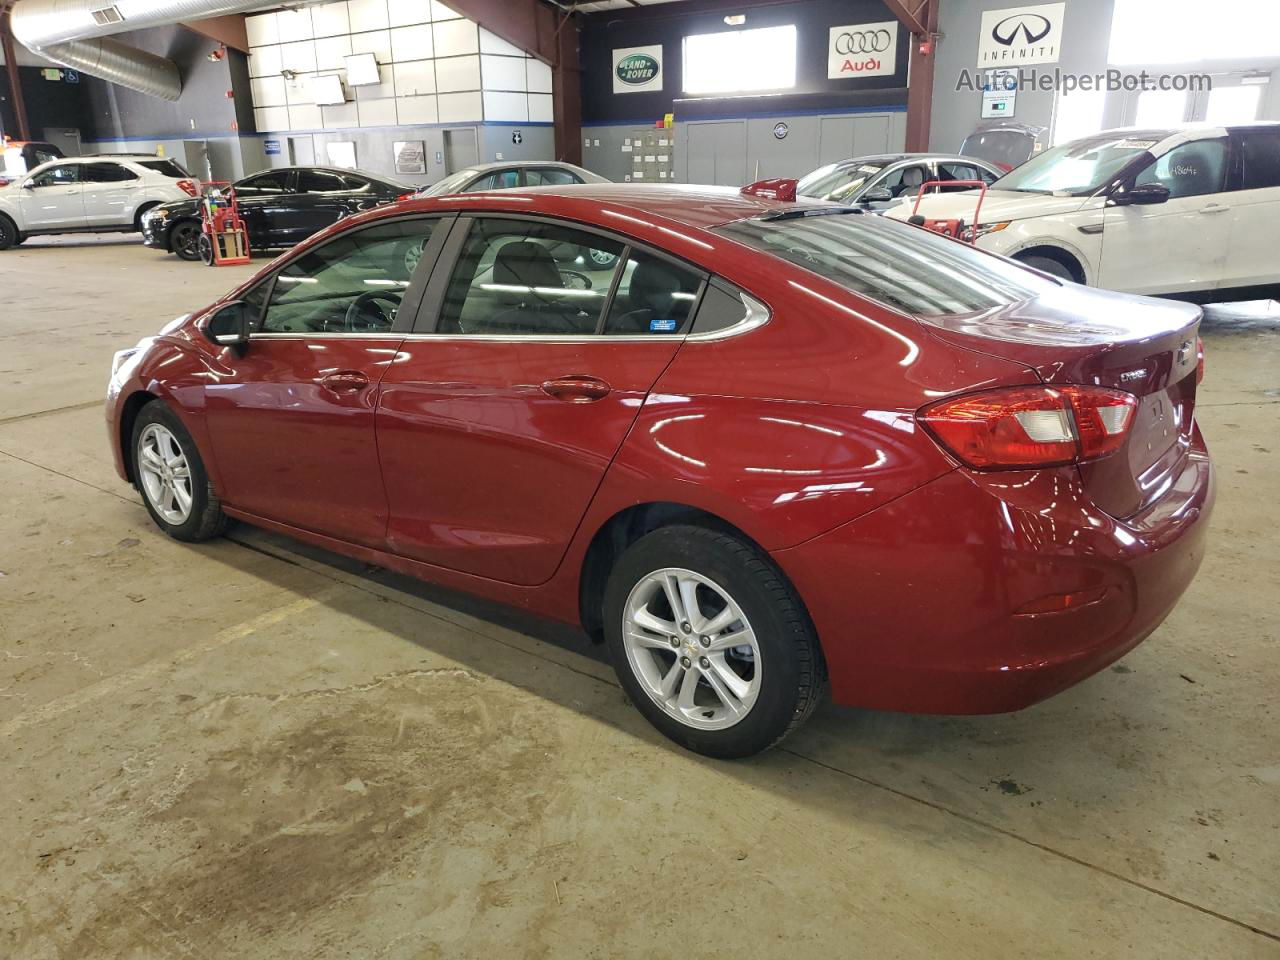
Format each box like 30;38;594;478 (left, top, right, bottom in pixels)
141;166;411;261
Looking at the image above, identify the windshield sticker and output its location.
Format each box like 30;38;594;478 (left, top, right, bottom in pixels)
1115;139;1158;150
650;316;678;333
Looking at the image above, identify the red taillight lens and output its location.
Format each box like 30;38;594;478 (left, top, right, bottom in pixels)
177;179;198;196
397;192;414;201
1196;336;1205;385
919;385;1137;470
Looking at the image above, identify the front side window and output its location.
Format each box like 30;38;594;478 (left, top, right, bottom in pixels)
260;219;438;334
437;218;625;335
603;251;703;335
296;170;348;193
236;171;291;195
1134;139;1227;199
716;213;1056;317
30;164;80;187
83;162;139;183
525;167;581;186
883;165;928;198
1239;130;1280;191
467;169;521;192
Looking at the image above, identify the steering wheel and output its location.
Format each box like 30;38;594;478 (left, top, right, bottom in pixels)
342;290;400;332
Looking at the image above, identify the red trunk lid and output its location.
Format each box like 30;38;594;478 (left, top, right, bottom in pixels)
919;284;1202;519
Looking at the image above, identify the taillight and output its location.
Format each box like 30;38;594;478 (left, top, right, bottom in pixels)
919;385;1138;470
177;179;198;196
397;192;414;201
1196;336;1205;385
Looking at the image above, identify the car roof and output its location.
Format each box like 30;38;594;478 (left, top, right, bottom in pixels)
825;153;997;167
461;160;586;173
395;183;829;230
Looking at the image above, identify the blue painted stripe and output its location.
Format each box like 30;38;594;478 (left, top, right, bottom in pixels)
584;103;907;128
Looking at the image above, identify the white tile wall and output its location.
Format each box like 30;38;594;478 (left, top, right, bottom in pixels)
247;0;553;132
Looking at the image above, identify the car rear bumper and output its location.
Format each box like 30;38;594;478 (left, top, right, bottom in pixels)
772;425;1215;714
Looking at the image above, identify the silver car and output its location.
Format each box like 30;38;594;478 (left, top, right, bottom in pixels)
797;153;1002;211
417;160;609;197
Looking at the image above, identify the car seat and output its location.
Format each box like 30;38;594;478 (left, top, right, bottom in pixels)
486;240;592;334
609;259;690;334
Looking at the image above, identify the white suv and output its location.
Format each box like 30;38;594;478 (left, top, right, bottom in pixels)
889;123;1280;298
0;155;198;251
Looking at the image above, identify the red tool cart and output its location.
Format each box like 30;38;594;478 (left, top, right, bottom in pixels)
197;181;251;266
906;180;990;244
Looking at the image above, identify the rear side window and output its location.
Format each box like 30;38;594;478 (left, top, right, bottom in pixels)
296;170;348;193
603;251;703;335
437;218;624;335
1239;130;1280;190
83;162;139;183
716;213;1055;317
137;159;190;178
237;172;291;195
467;169;520;191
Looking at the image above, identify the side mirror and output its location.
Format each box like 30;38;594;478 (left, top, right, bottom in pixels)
21;180;35;190
861;187;894;204
1111;182;1170;206
203;300;252;352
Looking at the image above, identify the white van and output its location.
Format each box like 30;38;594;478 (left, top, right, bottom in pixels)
888;123;1280;298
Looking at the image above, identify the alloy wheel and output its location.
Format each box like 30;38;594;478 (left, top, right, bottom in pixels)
173;223;201;260
137;423;194;524
621;567;761;730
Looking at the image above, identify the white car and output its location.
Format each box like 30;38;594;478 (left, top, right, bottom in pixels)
888;123;1280;298
0;154;198;251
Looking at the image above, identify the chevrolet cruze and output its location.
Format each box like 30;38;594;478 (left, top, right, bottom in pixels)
106;183;1214;758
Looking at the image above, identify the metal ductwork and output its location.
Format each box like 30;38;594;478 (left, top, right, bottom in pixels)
10;0;274;101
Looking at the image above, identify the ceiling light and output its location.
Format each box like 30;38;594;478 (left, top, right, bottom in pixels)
723;14;745;25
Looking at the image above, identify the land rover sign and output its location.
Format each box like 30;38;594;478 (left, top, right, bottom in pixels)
612;45;663;94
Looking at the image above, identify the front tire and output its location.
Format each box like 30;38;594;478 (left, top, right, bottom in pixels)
131;401;227;542
603;524;825;758
170;220;202;261
1017;253;1077;283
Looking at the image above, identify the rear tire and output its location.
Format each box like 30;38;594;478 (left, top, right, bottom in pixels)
603;524;825;758
131;400;227;542
1017;253;1077;283
0;214;17;251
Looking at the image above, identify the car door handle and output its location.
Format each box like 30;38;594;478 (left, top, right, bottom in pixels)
541;376;611;402
1199;203;1230;214
321;370;370;393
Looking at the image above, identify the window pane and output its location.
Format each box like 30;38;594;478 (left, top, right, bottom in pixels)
85;162;138;183
526;168;580;186
1110;0;1280;64
237;172;290;195
1240;131;1280;190
437;218;624;336
296;170;348;193
603;251;702;335
797;161;888;202
1205;85;1263;125
715;214;1056;318
261;219;437;334
1135;89;1187;128
683;25;796;95
32;164;80;186
137;159;190;178
1134;139;1226;199
467;169;521;191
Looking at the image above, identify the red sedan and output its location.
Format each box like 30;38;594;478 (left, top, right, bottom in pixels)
106;183;1214;758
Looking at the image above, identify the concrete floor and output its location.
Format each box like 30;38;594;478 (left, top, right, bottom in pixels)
1;234;1277;959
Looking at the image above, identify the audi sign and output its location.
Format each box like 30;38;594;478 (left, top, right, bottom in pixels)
828;20;899;80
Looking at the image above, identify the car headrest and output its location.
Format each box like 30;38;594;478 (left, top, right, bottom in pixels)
627;258;683;318
901;166;924;188
493;241;562;301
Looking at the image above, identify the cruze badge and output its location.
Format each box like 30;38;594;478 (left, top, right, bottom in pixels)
1176;339;1194;366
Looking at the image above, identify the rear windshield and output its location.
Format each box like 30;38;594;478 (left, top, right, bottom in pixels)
715;213;1056;317
960;131;1035;169
136;159;190;178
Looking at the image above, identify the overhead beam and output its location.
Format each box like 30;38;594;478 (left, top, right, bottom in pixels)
437;0;581;164
1;10;31;140
182;15;250;55
887;0;938;152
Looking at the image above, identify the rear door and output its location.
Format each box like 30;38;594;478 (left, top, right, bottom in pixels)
1099;137;1232;294
204;216;447;545
82;161;143;226
232;169;298;248
290;168;361;240
18;163;85;228
376;215;706;585
1222;126;1280;288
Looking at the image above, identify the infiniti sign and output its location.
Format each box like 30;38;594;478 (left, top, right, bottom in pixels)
977;2;1065;67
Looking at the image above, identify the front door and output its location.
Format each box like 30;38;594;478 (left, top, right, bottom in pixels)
231;169;298;249
19;162;85;228
377;216;706;586
1099;137;1232;295
204;216;445;546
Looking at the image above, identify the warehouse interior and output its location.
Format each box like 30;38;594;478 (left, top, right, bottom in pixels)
1;0;1278;956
